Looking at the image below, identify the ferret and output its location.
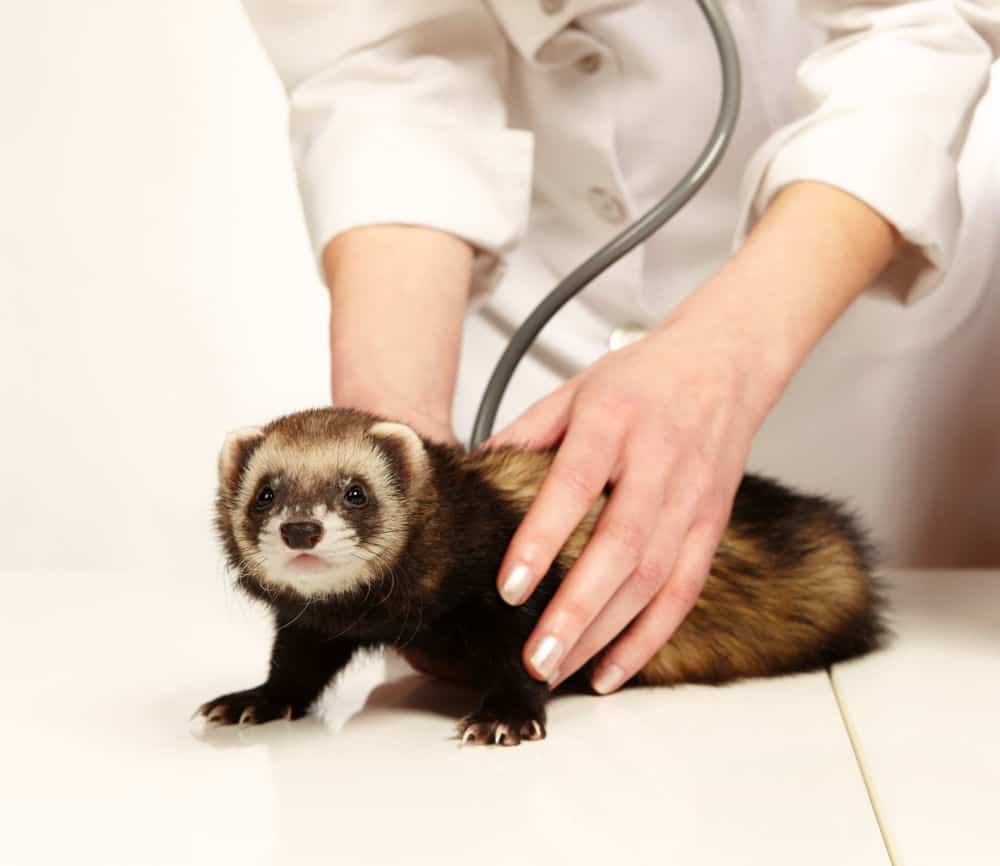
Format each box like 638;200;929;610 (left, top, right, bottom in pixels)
194;407;886;746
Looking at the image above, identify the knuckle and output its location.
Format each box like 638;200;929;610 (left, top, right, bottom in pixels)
646;436;677;471
578;393;636;431
613;625;665;669
552;596;597;635
687;453;714;498
605;518;646;561
666;576;704;613
695;503;729;536
694;490;723;525
707;498;732;529
629;558;666;602
553;464;604;504
592;389;635;417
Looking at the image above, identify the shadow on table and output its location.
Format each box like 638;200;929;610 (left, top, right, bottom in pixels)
191;673;479;752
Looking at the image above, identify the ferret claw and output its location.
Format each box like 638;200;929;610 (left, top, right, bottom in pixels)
459;715;544;747
205;706;228;725
493;724;512;745
193;691;302;728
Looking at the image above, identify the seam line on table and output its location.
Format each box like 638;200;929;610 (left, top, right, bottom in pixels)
828;668;898;866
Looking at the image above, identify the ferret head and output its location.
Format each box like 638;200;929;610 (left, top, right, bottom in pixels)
214;408;428;600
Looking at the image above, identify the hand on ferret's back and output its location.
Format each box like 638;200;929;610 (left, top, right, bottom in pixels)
482;181;897;697
483;304;785;696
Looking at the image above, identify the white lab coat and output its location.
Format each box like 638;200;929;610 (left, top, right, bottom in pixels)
959;0;1000;54
241;0;1000;565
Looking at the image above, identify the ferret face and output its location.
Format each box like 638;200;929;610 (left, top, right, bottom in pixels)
215;410;426;600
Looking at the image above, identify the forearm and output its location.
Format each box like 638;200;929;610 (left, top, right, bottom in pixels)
659;180;901;418
323;225;474;441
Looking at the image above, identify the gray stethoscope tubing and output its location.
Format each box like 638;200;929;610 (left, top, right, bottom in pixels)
469;0;742;449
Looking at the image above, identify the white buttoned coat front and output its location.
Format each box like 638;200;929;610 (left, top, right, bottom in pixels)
241;0;1000;565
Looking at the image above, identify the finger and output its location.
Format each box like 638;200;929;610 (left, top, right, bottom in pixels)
482;382;576;451
519;432;670;681
588;517;725;693
496;405;626;611
547;472;701;689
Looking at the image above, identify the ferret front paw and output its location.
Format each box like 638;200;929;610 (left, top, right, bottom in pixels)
458;712;546;747
192;687;307;727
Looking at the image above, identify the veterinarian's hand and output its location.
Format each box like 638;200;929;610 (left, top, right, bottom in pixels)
484;181;900;693
485;306;782;693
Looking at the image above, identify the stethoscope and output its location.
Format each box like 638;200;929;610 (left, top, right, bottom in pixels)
470;0;742;448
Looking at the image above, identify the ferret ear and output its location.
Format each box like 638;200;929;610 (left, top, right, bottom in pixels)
218;426;265;492
369;421;428;493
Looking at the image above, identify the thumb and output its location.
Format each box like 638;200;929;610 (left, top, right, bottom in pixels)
480;383;576;451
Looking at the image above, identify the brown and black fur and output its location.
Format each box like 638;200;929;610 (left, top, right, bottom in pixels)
195;407;887;745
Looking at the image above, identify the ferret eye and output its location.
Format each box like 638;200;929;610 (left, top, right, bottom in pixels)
343;483;368;508
254;485;275;511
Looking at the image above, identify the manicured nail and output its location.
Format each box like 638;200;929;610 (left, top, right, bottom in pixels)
530;635;563;680
592;663;625;695
500;563;533;605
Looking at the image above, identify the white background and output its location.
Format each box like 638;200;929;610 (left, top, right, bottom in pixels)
2;1;327;579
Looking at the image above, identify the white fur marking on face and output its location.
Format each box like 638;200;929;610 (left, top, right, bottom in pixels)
254;513;369;598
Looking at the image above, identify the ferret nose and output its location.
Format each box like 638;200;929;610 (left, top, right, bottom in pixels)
280;521;324;550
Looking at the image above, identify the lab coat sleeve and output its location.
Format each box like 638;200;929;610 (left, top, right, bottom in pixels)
956;0;1000;56
737;1;992;303
240;1;534;299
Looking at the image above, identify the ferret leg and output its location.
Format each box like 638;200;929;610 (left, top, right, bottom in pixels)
194;621;358;727
458;672;550;747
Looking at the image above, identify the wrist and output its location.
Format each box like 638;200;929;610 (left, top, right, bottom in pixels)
662;181;899;397
645;302;790;430
667;270;803;402
331;379;456;444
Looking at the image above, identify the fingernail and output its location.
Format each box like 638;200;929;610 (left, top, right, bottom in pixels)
530;635;563;680
500;563;533;605
592;663;625;695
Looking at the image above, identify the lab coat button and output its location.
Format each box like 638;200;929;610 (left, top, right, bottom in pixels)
588;186;626;224
577;52;603;74
540;0;566;14
608;324;648;351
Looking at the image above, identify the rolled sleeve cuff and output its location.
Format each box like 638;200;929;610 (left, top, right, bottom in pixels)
736;110;961;304
293;115;534;302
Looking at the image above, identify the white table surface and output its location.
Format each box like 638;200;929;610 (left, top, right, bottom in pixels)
832;569;1000;866
2;567;993;865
